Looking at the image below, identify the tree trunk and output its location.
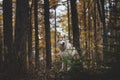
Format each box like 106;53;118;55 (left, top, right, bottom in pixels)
28;2;33;68
15;0;29;76
83;1;88;56
70;0;80;55
97;0;107;60
44;0;52;70
34;0;39;67
3;0;14;78
87;1;91;59
93;0;97;60
0;28;3;70
101;0;107;60
54;8;57;54
3;0;13;65
67;0;71;41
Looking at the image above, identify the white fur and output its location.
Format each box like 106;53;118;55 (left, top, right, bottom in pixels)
57;38;78;71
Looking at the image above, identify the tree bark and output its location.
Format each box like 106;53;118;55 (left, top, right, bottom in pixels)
34;0;39;67
83;1;88;56
0;29;3;70
15;0;29;76
44;0;52;70
67;0;71;41
28;2;33;68
70;0;80;55
93;0;97;60
3;0;14;78
3;0;13;65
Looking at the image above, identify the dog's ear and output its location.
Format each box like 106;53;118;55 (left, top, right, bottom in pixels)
56;35;60;42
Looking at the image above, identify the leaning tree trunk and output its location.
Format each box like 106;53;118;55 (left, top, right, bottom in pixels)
70;0;80;55
15;0;29;76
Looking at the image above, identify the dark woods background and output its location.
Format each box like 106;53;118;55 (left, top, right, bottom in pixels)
0;0;120;80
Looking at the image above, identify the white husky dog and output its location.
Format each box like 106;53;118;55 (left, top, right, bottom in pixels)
57;36;78;71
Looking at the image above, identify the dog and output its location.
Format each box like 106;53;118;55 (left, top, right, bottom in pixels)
57;36;78;71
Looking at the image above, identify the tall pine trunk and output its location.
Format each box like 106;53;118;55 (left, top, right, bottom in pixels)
0;28;3;70
101;0;107;54
97;0;107;60
93;0;97;60
87;0;91;61
44;0;52;70
3;0;13;65
34;0;39;67
83;1;88;56
28;1;33;68
70;0;80;55
54;8;57;54
67;0;71;41
3;0;14;78
15;0;29;76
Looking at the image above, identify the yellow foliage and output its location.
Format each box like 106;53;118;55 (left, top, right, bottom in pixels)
0;15;3;20
13;0;16;3
49;0;59;8
52;47;60;53
52;53;60;61
51;38;55;44
39;39;46;48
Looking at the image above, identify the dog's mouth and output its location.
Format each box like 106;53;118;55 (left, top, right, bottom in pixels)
60;42;66;51
61;42;65;46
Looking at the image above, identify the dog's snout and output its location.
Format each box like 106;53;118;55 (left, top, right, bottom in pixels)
61;41;65;45
62;42;65;44
62;42;65;45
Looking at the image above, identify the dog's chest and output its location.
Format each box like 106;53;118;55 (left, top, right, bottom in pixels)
59;48;76;58
59;49;69;57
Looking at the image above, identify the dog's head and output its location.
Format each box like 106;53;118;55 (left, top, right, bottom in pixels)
57;36;67;51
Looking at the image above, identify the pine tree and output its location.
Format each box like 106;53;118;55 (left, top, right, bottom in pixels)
15;0;29;76
44;0;52;70
70;0;80;55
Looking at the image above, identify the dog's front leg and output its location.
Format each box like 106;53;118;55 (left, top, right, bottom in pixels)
60;62;64;71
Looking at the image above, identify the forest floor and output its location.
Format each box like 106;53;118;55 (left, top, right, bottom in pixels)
1;60;120;80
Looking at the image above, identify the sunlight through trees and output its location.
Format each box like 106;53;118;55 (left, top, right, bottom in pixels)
0;0;120;80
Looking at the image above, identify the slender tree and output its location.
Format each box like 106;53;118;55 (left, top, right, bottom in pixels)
0;28;3;70
44;0;52;70
34;0;39;67
70;0;80;55
54;7;57;54
28;0;33;68
83;0;88;56
87;1;91;58
67;0;71;41
101;0;107;53
93;0;97;60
